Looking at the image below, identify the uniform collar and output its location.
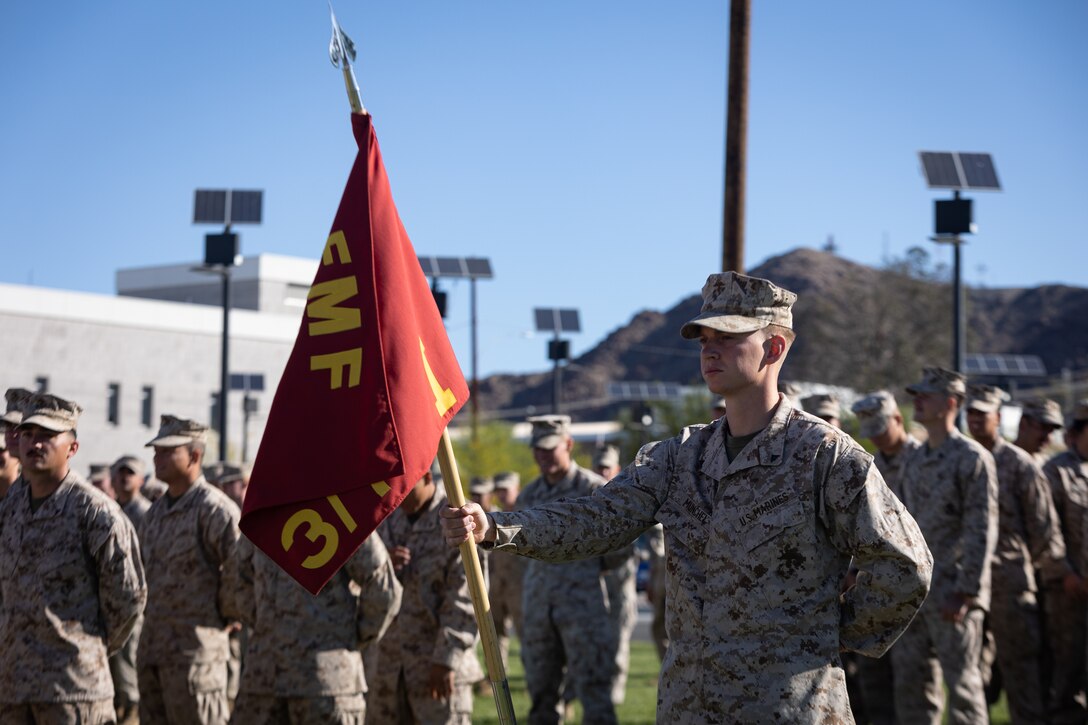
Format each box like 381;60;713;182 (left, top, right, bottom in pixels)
701;393;791;480
160;476;209;515
22;469;82;520
924;427;964;459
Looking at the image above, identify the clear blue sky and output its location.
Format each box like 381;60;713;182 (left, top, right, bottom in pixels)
2;1;1085;379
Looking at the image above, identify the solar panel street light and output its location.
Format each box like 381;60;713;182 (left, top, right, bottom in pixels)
192;188;264;462
534;307;582;414
919;152;1003;428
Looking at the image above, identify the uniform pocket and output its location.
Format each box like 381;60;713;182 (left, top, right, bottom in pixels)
735;495;806;552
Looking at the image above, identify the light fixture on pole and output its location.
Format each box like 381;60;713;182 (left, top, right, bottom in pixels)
918;152;1001;375
193;188;263;462
534;308;581;415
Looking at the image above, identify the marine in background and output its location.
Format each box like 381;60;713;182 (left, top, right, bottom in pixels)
893;367;998;725
0;393;146;725
367;467;482;725
1041;399;1088;723
593;442;640;706
224;532;402;724
138;416;241;725
965;384;1069;724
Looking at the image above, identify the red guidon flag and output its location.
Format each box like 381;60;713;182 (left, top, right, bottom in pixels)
241;113;468;594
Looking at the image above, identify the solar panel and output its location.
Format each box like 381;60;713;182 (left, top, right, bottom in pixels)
959;153;1001;190
416;256;494;279
606;381;686;401
229;190;263;224
194;189;264;224
918;152;1001;191
194;190;228;223
965;354;1046;377
558;310;581;333
534;309;555;332
533;308;580;333
464;258;493;278
437;257;463;276
919;152;961;189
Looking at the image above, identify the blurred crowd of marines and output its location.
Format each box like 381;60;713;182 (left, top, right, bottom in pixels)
2;337;1088;722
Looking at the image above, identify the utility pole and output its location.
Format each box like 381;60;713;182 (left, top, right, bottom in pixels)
722;0;751;274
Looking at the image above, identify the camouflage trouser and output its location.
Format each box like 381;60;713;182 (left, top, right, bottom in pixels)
990;588;1048;723
492;575;523;673
890;607;988;725
603;564;638;705
365;668;471;725
138;661;229;725
230;693;364;725
0;700;115;725
1043;586;1087;723
650;564;667;662
854;652;895;725
110;614;142;709
521;600;618;725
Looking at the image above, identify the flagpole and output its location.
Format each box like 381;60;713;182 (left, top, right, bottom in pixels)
327;8;516;721
436;429;518;724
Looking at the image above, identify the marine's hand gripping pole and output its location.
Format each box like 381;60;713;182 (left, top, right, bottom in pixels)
436;429;517;724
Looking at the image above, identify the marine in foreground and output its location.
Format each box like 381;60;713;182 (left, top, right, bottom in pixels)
440;271;933;723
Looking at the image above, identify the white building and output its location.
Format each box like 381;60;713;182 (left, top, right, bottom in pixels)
1;254;319;474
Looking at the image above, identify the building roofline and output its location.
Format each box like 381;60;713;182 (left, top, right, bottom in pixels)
0;282;300;343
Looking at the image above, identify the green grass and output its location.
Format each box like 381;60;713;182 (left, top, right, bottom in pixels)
474;638;1014;724
472;638;659;725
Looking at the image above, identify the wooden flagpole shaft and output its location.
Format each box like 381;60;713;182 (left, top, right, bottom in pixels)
436;429;517;724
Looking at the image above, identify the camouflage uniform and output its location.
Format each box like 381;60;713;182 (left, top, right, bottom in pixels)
487;547;525;669
0;471;146;718
223;534;402;725
1043;446;1088;723
368;488;481;725
485;399;933;723
644;523;668;661
602;551;639;705
112;491;152;718
857;428;924;725
893;428;998;725
872;434;922;500
987;436;1069;724
137;477;241;725
514;461;619;725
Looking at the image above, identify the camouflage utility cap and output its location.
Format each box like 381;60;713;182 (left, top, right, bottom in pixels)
111;454;146;477
18;393;83;433
493;471;520;490
1073;399;1088;424
206;461;243;485
1020;398;1064;428
852;391;899;438
802;393;840;420
680;272;796;339
528;415;571;449
469;476;494;496
146;414;209;447
2;387;33;425
593;443;620;469
966;384;1008;414
905;367;966;398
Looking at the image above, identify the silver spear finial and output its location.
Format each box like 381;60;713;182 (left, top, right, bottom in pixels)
329;2;365;114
